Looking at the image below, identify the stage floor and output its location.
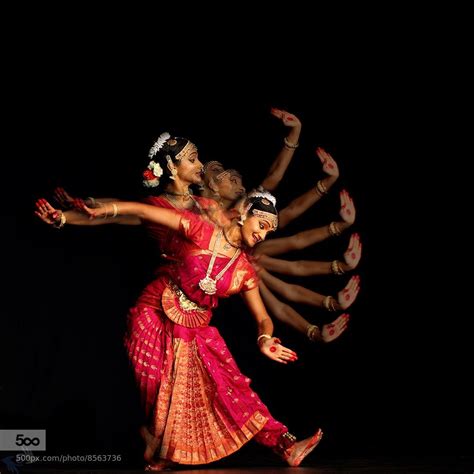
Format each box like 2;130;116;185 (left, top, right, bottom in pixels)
11;456;474;473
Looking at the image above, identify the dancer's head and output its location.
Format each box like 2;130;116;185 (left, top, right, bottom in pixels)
201;161;246;206
238;190;278;247
142;132;203;189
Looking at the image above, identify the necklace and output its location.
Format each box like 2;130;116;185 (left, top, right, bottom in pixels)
199;231;241;295
222;227;241;250
163;191;200;211
164;190;192;197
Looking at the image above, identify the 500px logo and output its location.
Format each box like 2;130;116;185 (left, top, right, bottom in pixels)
0;430;46;451
15;434;40;447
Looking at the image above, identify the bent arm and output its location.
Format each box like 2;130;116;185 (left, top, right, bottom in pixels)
278;175;337;229
260;110;301;191
241;287;274;337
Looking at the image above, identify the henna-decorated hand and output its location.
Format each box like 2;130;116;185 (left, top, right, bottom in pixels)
321;314;350;342
259;337;298;364
337;275;360;310
270;108;302;128
34;198;63;226
316;147;339;178
344;233;362;270
339;189;356;225
53;187;76;209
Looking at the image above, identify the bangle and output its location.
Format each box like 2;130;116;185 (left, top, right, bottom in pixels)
307;324;320;342
53;211;66;229
112;203;118;218
328;221;342;237
87;196;96;207
323;295;337;312
316;180;328;196
331;260;345;275
283;136;299;149
257;334;272;345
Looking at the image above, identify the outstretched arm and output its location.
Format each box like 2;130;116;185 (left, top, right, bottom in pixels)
279;148;340;229
241;287;297;364
256;233;362;276
259;269;360;311
84;201;182;230
259;281;350;343
54;187;120;209
35;199;140;227
260;108;302;192
255;190;356;257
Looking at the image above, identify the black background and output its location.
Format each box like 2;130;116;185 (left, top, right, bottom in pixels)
1;9;472;470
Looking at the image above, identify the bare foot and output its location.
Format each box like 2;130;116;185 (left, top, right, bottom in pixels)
286;428;323;467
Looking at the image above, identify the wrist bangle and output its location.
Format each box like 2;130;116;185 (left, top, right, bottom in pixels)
328;221;342;237
257;334;272;345
316;180;328;196
307;324;320;342
283;136;299;149
53;212;66;229
87;196;96;207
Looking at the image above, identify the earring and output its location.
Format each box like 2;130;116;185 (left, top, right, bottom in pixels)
238;214;246;226
166;155;177;181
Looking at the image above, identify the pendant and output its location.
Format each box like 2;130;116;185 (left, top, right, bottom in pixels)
198;276;217;295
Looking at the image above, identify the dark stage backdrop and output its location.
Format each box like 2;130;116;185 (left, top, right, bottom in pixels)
1;44;472;470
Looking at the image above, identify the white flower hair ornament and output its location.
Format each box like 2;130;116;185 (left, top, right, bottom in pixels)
142;160;164;188
148;132;171;158
247;189;277;207
148;161;164;178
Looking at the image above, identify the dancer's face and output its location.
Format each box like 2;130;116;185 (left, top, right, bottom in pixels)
176;146;203;185
217;172;246;202
241;215;274;247
203;162;225;184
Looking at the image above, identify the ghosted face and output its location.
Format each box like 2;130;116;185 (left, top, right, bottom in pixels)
216;171;245;202
203;161;225;184
241;215;274;247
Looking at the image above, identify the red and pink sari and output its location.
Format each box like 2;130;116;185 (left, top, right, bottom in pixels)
126;207;288;464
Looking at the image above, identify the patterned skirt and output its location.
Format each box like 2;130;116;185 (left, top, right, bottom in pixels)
125;299;286;465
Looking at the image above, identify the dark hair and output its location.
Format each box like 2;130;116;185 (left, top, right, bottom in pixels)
143;136;193;190
248;195;277;216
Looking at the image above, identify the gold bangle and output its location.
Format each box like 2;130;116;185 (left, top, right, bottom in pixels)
307;324;320;342
283;136;299;149
331;260;345;275
323;295;337;312
328;221;342;237
316;180;328;195
257;334;272;345
112;203;118;218
53;212;66;229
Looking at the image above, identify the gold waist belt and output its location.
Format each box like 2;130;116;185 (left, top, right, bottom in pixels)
161;281;211;328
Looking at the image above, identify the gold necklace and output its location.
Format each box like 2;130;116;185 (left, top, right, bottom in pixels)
198;231;241;295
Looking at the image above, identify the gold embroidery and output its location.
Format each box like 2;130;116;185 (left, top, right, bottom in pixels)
180;216;191;233
230;270;247;292
151;338;268;464
161;282;211;328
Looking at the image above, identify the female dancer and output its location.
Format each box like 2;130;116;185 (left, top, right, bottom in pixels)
72;191;326;470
